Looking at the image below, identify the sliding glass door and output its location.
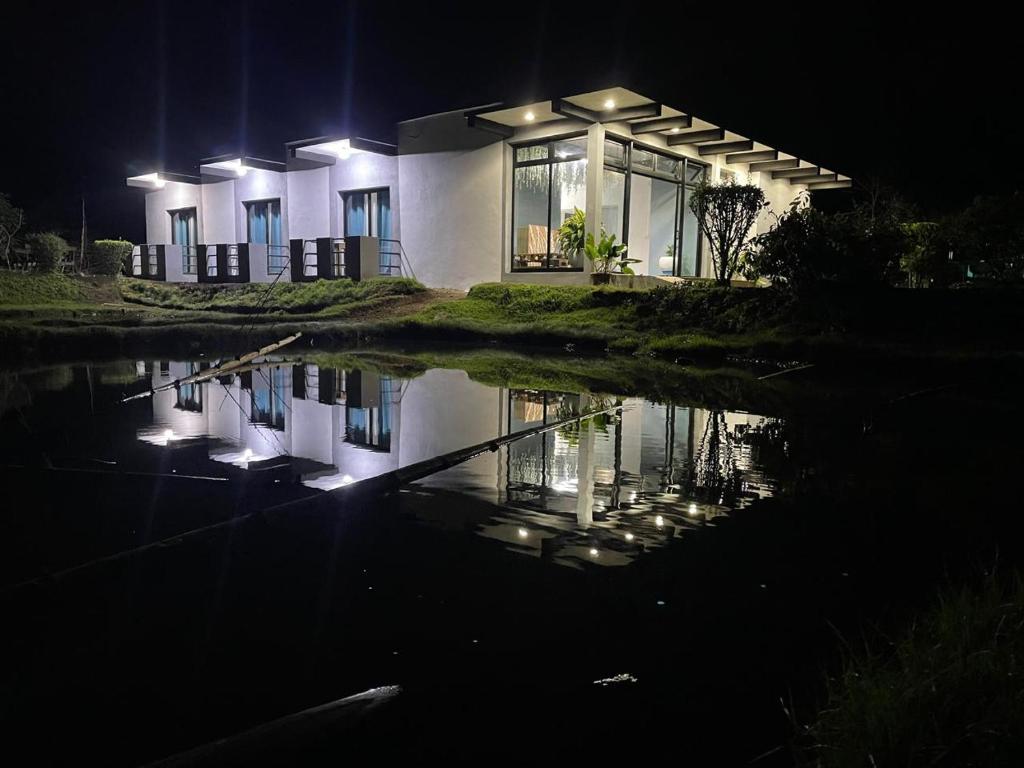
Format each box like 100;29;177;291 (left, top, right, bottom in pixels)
342;189;391;239
245;199;285;274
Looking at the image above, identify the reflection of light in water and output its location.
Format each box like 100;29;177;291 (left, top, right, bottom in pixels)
688;503;698;516
164;429;173;440
517;528;528;538
655;515;665;528
302;473;355;491
589;548;599;557
552;479;578;493
624;532;634;542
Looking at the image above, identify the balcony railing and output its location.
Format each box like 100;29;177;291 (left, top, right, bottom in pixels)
226;245;240;277
205;245;218;278
267;244;289;276
182;245;198;275
331;238;346;278
379;238;402;276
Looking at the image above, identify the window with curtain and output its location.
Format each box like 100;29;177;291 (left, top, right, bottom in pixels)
342;189;391;238
170;208;198;274
511;136;587;271
245;199;282;245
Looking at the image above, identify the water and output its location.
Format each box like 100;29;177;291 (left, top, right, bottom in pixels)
1;353;1021;764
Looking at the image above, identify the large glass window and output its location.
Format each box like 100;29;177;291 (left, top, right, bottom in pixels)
246;198;285;276
602;139;628;246
170;208;197;274
512;136;587;271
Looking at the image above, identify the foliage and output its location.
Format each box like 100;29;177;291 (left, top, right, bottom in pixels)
807;571;1024;767
946;193;1024;282
118;276;424;315
0;194;25;269
689;179;767;285
90;239;134;276
556;207;587;262
583;230;639;274
26;232;69;272
900;221;961;287
0;271;86;305
746;194;907;292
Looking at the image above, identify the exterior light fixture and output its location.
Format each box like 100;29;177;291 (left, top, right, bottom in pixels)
234;159;248;177
603;98;615;110
671;127;680;134
153;175;166;189
524;111;536;122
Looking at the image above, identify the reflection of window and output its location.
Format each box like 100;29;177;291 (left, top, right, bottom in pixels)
512;136;587;271
345;376;394;451
506;390;583;496
176;362;203;412
251;367;286;431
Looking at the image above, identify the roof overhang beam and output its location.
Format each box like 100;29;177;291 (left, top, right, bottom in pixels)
630;115;693;135
666;128;725;146
698;140;754;156
725;149;778;165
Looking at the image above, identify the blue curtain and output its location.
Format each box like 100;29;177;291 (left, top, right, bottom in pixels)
248;203;268;244
269;201;282;246
345;194;366;236
377;191;391;239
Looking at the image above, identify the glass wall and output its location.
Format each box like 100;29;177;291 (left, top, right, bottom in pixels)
602;139;627;245
512;137;587;270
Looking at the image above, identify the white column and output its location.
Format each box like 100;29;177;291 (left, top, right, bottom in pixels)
584;122;606;276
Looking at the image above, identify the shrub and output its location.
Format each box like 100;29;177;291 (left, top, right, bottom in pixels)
947;194;1024;282
90;239;134;276
746;201;907;293
26;232;69;272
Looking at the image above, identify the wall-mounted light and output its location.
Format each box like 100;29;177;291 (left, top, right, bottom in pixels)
524;111;535;122
235;162;248;177
603;98;615;110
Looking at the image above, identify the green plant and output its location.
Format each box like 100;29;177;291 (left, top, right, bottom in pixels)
90;239;134;276
689;179;767;285
557;208;586;262
26;232;69;272
584;231;640;274
0;194;25;269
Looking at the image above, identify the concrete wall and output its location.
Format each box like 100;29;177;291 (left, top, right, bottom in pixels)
144;182;203;245
286;167;330;240
398;143;504;289
201;181;236;244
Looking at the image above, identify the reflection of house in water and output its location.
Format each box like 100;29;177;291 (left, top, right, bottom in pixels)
134;363;781;568
136;362;506;491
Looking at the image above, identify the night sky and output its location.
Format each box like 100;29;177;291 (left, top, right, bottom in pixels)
2;2;1016;243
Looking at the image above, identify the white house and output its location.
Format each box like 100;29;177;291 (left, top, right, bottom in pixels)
126;86;850;290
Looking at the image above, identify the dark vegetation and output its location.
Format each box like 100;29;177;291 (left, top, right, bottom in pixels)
805;571;1024;767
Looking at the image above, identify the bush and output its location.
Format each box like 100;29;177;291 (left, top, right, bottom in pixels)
26;232;69;272
746;202;906;293
90;239;133;276
947;194;1024;283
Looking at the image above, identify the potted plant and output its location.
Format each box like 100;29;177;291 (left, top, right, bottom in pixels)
556;207;586;265
584;230;639;284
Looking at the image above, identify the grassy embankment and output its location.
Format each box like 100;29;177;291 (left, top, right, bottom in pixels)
805;571;1024;767
3;272;1024;365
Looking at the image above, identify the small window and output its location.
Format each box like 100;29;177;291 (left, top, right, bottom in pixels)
604;139;627;169
552;137;587;161
245;199;282;246
515;145;548;163
632;148;656;173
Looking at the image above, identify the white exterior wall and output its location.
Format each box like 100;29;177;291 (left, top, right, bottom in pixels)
286;167;331;240
201;181;236;244
144;182;203;245
398;144;504;290
329;153;401;240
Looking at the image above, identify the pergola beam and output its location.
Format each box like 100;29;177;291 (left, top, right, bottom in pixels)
465;114;514;138
698;140;754;156
725;149;778;165
666;128;725;146
794;173;838;185
749;158;800;173
805;180;853;191
630;115;692;135
772;166;821;179
552;98;660;124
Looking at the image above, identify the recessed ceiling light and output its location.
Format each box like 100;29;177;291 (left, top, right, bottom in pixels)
671;127;680;133
524;111;535;122
603;98;616;110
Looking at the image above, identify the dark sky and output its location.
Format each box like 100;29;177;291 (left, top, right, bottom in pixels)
2;1;1018;242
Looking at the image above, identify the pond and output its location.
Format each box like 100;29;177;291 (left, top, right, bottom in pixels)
1;351;1021;765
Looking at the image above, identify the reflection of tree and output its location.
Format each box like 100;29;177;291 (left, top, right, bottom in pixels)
691;410;739;503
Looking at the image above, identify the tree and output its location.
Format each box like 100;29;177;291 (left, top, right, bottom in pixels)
689;179;767;285
90;239;134;275
26;232;69;272
947;194;1024;283
0;194;25;269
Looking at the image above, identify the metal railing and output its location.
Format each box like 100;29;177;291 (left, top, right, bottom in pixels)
331;238;346;278
379;238;402;276
206;245;218;278
147;245;159;275
226;245;240;277
182;245;198;275
131;245;143;276
267;244;288;276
